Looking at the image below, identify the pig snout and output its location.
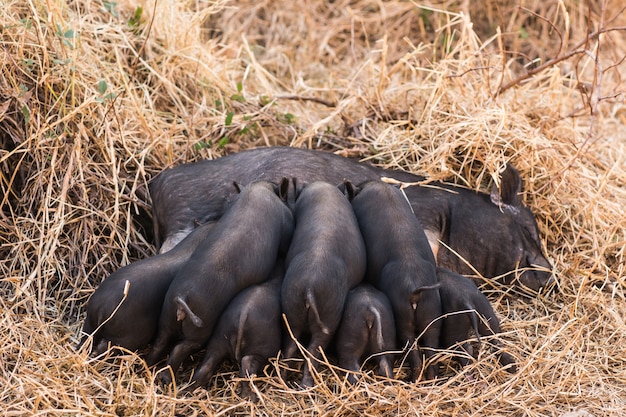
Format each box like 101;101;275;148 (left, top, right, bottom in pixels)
518;254;554;293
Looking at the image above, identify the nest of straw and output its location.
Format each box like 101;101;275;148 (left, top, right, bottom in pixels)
1;0;625;415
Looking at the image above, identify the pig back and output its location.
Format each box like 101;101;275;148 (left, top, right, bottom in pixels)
286;181;366;288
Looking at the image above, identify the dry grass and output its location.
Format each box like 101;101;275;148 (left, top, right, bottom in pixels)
1;0;625;415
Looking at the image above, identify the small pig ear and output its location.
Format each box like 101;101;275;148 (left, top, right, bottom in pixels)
233;182;243;193
338;180;359;200
490;164;522;212
292;178;305;200
277;177;291;203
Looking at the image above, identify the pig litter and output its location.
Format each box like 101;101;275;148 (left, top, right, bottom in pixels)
1;0;625;416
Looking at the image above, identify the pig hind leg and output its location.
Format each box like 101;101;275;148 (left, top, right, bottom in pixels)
417;319;441;380
301;329;333;388
338;345;366;385
238;354;265;402
337;314;370;384
440;315;476;369
156;339;203;386
185;349;229;393
473;306;517;372
377;354;394;379
146;325;176;367
280;319;305;382
300;291;343;387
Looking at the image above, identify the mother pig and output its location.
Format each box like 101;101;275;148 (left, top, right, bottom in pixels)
150;147;552;292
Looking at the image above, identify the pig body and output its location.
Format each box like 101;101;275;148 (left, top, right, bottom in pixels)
183;261;285;400
348;180;441;381
80;221;216;354
335;284;397;384
146;180;294;385
281;181;366;387
437;268;517;372
150;147;552;292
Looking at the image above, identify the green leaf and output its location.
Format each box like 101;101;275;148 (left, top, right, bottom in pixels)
194;141;211;151
225;111;234;126
230;93;245;103
20;18;32;29
236;81;243;93
52;58;71;66
97;80;108;95
217;137;229;148
282;113;296;124
21;105;30;124
103;1;119;17
129;6;143;27
520;27;529;39
259;95;271;106
56;27;76;49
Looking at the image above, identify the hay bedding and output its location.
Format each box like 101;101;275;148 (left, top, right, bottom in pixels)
0;0;625;415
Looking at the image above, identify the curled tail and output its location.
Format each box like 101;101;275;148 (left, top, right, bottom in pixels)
367;306;385;351
175;296;204;327
411;283;440;310
466;304;483;349
305;289;330;335
234;307;250;361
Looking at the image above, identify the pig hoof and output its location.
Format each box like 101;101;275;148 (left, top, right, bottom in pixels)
346;374;359;385
155;369;174;386
299;377;314;389
503;362;518;374
238;387;259;403
499;353;518;373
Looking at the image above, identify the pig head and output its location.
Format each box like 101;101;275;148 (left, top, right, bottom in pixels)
420;165;553;292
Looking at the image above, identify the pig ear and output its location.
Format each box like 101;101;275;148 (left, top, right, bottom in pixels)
233;181;243;193
277;177;291;203
292;177;305;200
338;180;360;200
490;164;522;213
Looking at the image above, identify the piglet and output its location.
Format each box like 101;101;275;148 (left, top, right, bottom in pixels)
437;267;517;373
281;181;366;387
79;220;216;355
335;284;396;384
146;179;294;386
346;180;441;381
183;260;285;401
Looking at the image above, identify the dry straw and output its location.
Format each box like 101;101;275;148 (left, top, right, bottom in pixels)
1;0;625;415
